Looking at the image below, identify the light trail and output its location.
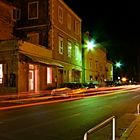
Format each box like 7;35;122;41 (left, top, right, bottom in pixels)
0;85;140;111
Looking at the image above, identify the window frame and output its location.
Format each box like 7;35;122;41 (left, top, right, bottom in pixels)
67;40;72;58
28;1;39;20
12;8;21;21
67;14;71;30
74;20;80;35
58;6;63;24
58;36;64;55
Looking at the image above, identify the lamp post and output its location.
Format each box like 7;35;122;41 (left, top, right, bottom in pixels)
82;38;96;83
115;61;122;68
114;61;122;83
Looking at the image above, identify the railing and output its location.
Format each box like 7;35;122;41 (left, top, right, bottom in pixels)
137;103;140;115
83;116;115;140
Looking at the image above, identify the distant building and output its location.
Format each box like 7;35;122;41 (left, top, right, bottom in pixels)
82;32;109;86
106;60;113;82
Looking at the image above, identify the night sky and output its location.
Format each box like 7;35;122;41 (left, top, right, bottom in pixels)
64;0;140;81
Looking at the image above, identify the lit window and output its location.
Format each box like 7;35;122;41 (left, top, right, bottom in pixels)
67;41;72;57
29;64;35;69
58;36;63;54
28;1;38;20
0;64;3;84
47;67;52;84
58;6;63;23
67;14;71;30
75;44;81;61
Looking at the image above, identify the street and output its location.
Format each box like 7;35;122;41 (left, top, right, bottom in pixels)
0;86;140;140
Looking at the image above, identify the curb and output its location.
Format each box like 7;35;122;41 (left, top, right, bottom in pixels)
120;114;140;140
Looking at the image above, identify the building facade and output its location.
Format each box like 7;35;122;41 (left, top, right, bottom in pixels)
106;60;113;81
82;32;108;86
0;0;82;94
50;0;82;85
0;0;16;40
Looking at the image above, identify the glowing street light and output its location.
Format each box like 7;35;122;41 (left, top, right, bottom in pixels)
122;77;127;82
115;61;122;68
86;39;96;50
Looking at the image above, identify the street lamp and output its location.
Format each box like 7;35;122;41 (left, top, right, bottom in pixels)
115;61;122;68
82;38;96;83
86;39;96;50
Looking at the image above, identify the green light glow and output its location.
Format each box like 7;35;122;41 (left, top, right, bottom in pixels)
115;61;122;68
87;40;95;50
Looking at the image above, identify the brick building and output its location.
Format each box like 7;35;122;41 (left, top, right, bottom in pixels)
0;0;82;94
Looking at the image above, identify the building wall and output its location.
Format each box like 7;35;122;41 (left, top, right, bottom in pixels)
18;61;28;92
84;44;107;86
15;0;49;27
15;0;50;47
14;0;82;87
0;0;15;40
106;61;113;81
50;0;82;84
52;0;81;60
0;40;19;93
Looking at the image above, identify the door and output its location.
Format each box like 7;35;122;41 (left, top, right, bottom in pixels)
29;70;34;91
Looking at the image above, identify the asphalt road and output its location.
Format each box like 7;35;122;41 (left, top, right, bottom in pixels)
0;86;140;140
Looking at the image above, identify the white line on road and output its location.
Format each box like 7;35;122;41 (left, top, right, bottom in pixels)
132;95;140;99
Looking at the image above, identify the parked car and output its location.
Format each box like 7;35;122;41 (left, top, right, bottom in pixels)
60;82;84;89
83;82;99;88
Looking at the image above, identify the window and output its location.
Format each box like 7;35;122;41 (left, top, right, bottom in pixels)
58;36;63;54
74;20;80;34
58;6;63;23
67;14;71;30
29;64;35;91
29;64;35;69
13;8;20;21
67;41;72;57
90;75;93;81
89;59;92;68
47;67;52;84
75;44;81;61
0;64;3;84
28;1;38;20
27;32;39;44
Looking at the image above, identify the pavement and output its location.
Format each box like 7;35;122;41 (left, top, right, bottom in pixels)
120;114;140;140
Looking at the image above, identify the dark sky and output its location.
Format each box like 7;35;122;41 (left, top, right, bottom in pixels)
64;0;140;80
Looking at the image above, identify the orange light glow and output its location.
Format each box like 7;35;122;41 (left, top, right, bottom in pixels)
47;67;52;84
0;64;3;84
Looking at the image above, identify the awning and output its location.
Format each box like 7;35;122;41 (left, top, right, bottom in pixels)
72;66;82;71
21;53;64;67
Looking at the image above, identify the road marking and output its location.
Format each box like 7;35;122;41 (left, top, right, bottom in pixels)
132;95;140;99
69;113;81;118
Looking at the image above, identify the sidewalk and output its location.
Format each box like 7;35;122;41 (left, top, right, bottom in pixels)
120;114;140;140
